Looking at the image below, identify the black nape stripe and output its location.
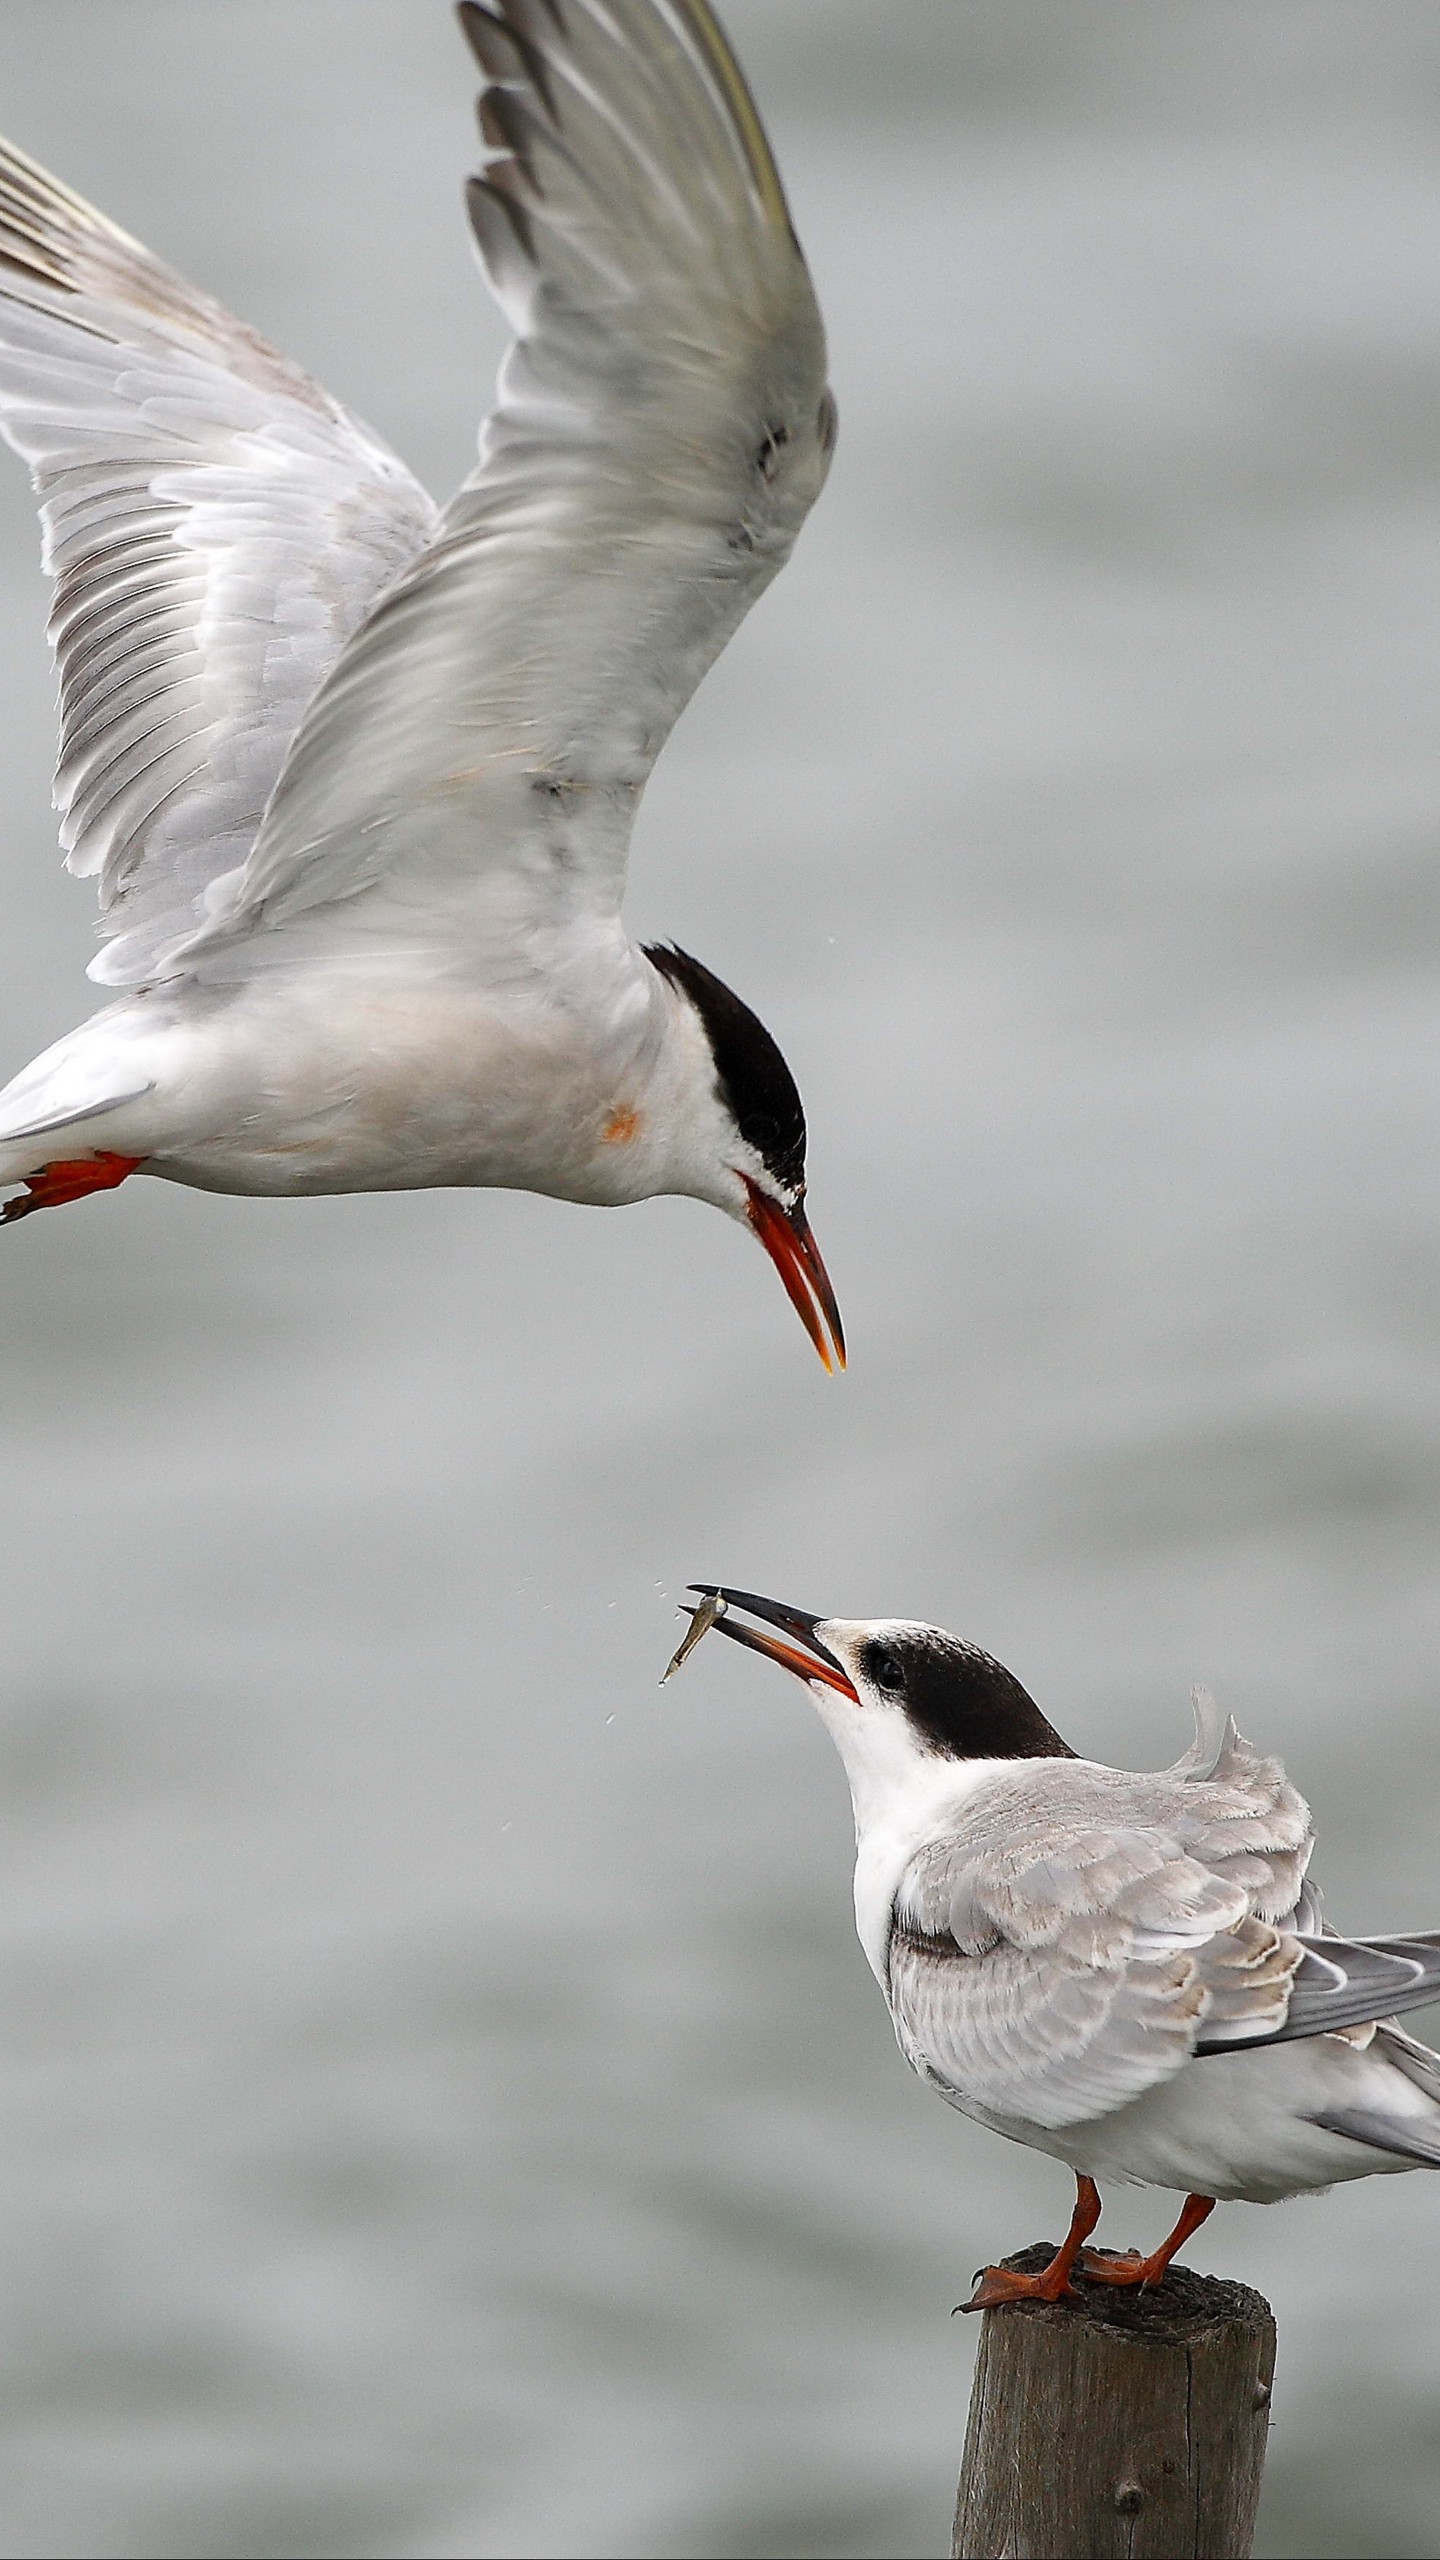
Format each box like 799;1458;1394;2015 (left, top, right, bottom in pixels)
645;942;806;1195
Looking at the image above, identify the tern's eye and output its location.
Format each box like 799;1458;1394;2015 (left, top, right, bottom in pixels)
870;1650;905;1695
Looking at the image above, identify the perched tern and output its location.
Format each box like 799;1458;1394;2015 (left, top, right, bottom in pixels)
671;1587;1440;2306
0;1;844;1368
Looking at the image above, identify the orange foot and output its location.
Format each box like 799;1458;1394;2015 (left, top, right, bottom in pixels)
1;1151;144;1224
966;2257;1082;2310
959;2173;1102;2313
1080;2191;1215;2289
1079;2248;1151;2287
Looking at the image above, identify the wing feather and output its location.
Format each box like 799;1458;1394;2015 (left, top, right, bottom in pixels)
1197;1929;1440;2052
171;0;834;976
0;135;437;986
889;1739;1313;2132
890;1709;1440;2130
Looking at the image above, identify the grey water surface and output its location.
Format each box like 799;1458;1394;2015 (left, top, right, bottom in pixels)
1;4;1439;2554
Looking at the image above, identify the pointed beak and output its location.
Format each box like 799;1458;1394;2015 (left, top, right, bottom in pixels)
678;1584;857;1696
742;1180;846;1372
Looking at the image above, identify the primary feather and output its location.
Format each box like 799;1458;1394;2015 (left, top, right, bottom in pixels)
0;0;832;994
165;0;833;978
0;137;436;987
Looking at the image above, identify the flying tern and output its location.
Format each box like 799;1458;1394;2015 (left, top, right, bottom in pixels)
0;0;844;1368
670;1587;1440;2306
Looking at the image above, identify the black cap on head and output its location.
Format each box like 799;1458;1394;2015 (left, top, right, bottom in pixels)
645;942;807;1196
859;1629;1075;1762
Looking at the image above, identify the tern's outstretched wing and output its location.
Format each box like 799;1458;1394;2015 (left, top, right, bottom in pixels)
888;1737;1315;2133
0;138;438;989
172;0;833;980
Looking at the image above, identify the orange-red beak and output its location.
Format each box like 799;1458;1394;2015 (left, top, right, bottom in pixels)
675;1585;859;1697
742;1178;846;1372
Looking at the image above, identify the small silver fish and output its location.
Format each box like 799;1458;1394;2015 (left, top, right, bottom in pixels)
660;1590;727;1684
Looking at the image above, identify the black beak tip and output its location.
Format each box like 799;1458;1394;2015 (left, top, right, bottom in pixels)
668;1584;857;1697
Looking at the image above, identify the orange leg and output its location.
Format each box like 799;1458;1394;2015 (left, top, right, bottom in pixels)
1081;2190;1216;2289
961;2174;1103;2312
1;1152;143;1224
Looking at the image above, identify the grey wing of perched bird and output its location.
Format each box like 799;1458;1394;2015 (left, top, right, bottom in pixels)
0;140;438;989
1176;1688;1440;2054
888;1703;1316;2133
173;0;835;977
1195;1930;1440;2053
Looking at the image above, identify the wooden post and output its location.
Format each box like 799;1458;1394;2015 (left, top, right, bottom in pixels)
952;2244;1275;2560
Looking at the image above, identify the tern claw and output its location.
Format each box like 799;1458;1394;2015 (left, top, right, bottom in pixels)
961;2175;1105;2311
960;2261;1080;2313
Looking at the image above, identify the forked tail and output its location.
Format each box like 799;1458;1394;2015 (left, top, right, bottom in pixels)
0;1013;156;1220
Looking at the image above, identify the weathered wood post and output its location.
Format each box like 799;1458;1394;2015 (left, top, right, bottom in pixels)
952;2246;1275;2559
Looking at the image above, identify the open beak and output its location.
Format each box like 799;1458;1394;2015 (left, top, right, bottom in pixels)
668;1583;857;1696
742;1180;846;1373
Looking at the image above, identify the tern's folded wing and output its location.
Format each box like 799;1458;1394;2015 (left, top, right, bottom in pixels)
0;138;437;989
1195;1928;1440;2053
890;1831;1282;2132
888;1752;1314;2132
172;0;834;977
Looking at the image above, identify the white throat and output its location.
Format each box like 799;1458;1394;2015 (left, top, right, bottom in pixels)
807;1683;1008;1985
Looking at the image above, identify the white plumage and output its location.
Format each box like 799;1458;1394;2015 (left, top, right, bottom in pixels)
0;1;843;1364
674;1589;1440;2302
0;141;436;988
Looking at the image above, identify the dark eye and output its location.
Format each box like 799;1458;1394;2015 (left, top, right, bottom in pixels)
871;1651;905;1695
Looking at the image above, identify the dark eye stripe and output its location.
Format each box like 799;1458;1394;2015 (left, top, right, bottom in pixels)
862;1632;1076;1762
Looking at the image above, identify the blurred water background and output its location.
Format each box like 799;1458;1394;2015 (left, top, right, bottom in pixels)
1;3;1439;2552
